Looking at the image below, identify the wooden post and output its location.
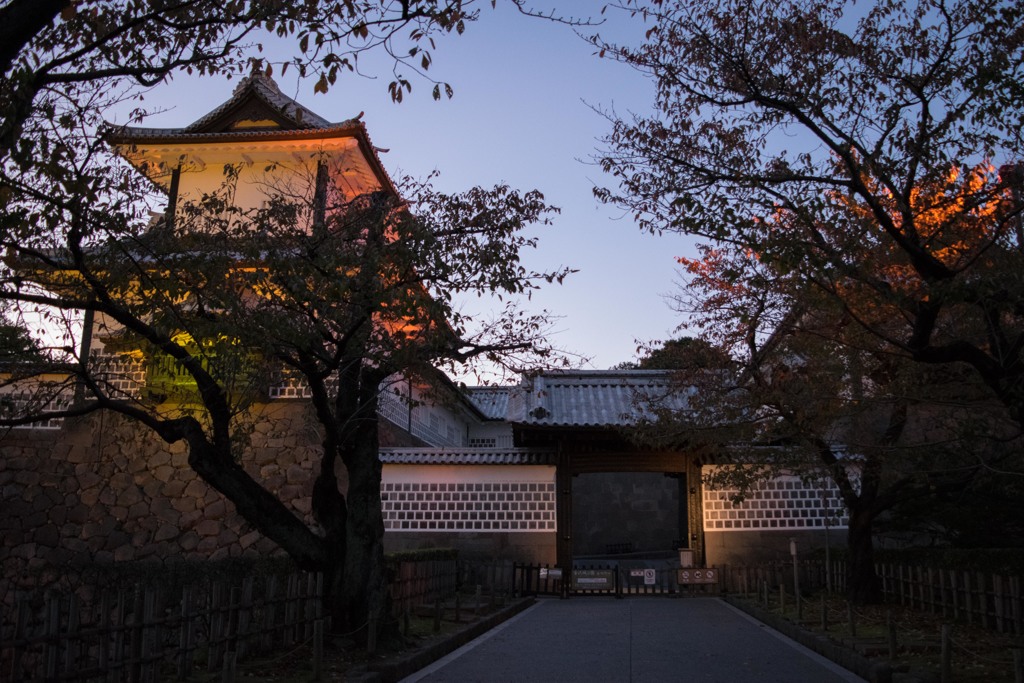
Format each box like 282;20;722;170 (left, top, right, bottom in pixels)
262;577;278;650
821;594;828;632
220;652;236;683
65;594;81;676
98;591;111;681
433;597;442;633
44;593;60;682
130;586;144;683
779;584;785;614
940;624;951;683
238;577;254;660
177;586;193;681
141;587;157;683
208;583;224;672
847;601;856;638
313;619;324;680
887;609;897;659
1012;648;1022;683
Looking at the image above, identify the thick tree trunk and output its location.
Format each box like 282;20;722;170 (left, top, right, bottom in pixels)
336;413;393;643
845;503;882;604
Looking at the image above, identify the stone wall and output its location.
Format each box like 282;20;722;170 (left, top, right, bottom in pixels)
0;401;350;594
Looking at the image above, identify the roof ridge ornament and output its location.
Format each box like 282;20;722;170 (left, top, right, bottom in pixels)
233;70;282;96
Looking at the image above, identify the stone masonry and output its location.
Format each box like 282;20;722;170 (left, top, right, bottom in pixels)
0;401;360;594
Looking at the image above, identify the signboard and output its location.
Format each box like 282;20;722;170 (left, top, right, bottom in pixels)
677;568;718;585
643;568;657;586
539;567;563;580
629;569;645;578
573;569;616;591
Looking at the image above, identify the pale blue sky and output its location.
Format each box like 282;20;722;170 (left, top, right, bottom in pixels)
126;3;695;374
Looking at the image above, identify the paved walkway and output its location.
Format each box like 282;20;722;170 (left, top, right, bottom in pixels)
401;597;865;683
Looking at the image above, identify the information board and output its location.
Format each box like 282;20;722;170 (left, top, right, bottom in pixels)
573;569;616;591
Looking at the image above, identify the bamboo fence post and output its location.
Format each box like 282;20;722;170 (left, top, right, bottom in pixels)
887;609;897;660
11;597;29;683
141;588;157;683
129;585;144;683
64;593;80;676
177;585;193;681
44;593;59;682
208;582;225;673
262;576;278;650
313;618;324;680
940;624;951;683
238;577;253;660
98;590;111;682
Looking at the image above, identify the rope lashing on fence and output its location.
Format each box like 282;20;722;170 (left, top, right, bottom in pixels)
259;632;317;664
947;634;1017;666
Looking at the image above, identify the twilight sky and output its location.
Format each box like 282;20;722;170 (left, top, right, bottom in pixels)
123;2;697;376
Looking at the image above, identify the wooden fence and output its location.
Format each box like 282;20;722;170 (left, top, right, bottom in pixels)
1;571;325;682
0;557;468;682
875;563;1022;635
721;560;1023;635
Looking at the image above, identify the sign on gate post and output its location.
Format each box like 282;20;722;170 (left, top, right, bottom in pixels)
677;568;718;585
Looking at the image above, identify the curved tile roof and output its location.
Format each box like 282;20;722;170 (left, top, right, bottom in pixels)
506;370;692;427
464;386;512;420
379;448;556;466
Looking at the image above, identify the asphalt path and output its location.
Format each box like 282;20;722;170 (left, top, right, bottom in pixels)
400;597;865;683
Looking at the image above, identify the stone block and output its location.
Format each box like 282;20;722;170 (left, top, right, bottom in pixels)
127;501;149;520
209;547;231;561
205;499;227;519
154;524;179;542
278;484;304;500
35;524;60;548
183;480;208;499
113;545;135;562
49;506;67;526
161;480;187;498
79;487;101;506
195;519;221;537
292;497;312;514
104;530;131;551
65;504;90;524
14;471;40;487
152;465;175;483
75;470;103;490
142;479;162;499
196;536;219;554
151;499;180;525
286;464;310;484
180;509;204;528
179;531;200;551
149;450;171;468
239;530;261;549
98;487;116;506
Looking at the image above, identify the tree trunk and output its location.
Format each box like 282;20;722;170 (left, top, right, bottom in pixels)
337;414;392;643
845;502;881;604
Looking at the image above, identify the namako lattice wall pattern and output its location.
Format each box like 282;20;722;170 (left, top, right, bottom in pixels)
381;481;556;532
703;475;849;531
